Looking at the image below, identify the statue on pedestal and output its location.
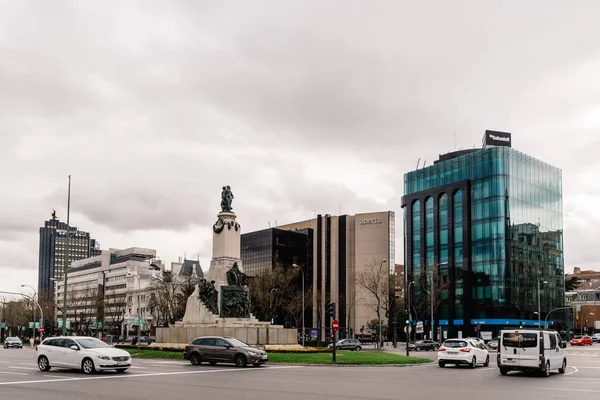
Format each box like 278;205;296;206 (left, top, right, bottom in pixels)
220;185;234;212
226;262;248;287
197;278;219;315
220;263;251;319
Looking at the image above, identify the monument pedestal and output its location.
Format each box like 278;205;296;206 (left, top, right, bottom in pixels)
156;189;299;346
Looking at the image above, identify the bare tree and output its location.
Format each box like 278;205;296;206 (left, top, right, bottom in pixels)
357;259;389;347
408;264;450;340
248;264;301;323
339;289;359;337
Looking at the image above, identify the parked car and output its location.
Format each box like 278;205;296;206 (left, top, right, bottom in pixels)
570;335;593;346
183;336;268;367
591;333;600;343
498;329;567;377
487;337;499;350
409;340;440;351
36;336;132;374
3;337;23;349
327;339;362;351
437;338;489;368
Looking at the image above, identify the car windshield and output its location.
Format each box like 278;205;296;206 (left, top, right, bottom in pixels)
573;336;582;339
7;337;20;341
444;340;467;348
76;338;111;349
226;338;249;348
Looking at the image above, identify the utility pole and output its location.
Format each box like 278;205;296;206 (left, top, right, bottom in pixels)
61;175;72;336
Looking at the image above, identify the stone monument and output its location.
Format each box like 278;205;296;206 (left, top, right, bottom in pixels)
156;186;298;346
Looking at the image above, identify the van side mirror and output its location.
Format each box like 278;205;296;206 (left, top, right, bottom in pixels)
559;341;567;349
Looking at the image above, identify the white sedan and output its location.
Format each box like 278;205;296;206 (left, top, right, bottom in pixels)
437;338;490;368
37;336;132;374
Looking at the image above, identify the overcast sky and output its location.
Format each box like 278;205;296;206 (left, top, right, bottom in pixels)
1;1;599;297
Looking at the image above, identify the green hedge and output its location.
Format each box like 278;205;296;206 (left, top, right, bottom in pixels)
115;344;183;352
266;348;331;354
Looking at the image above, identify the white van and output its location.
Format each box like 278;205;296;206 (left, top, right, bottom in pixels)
497;329;567;377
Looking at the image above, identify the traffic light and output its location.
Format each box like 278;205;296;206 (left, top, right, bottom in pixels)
405;309;410;324
326;302;336;319
519;321;524;329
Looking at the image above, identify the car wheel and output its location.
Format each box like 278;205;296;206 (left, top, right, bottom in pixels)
234;354;247;368
209;361;217;365
433;346;439;351
542;361;550;377
415;346;421;351
483;355;489;367
470;356;476;368
336;346;342;350
190;353;202;365
438;361;445;368
500;368;508;376
355;346;361;351
38;356;51;372
82;358;95;375
559;358;567;374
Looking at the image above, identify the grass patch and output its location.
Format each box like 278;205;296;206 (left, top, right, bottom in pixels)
126;349;184;360
122;348;432;366
267;351;432;365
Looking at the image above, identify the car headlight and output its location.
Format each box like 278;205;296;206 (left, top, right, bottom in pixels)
247;351;258;356
97;355;110;360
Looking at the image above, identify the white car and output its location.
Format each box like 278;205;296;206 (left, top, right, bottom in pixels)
437;338;490;368
37;336;132;374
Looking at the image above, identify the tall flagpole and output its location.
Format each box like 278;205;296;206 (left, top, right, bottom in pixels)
61;175;71;335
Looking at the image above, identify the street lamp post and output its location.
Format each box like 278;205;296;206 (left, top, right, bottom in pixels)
292;264;305;347
406;280;415;356
430;262;448;341
538;280;548;329
61;175;72;336
0;291;43;343
378;259;387;349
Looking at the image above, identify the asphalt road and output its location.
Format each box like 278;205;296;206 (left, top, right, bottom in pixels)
1;345;600;399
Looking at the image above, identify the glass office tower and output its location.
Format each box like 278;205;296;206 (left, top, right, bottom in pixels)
402;141;563;339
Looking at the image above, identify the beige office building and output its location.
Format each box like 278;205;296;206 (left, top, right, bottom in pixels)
273;211;395;339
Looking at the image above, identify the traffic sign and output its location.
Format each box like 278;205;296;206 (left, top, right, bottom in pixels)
39;327;45;333
332;319;339;331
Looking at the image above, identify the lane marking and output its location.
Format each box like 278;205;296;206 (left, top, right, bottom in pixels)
565;366;579;375
18;363;36;366
572;366;600;369
129;366;148;369
0;361;10;364
8;367;38;371
542;388;600;394
0;371;28;376
0;365;303;386
43;375;74;379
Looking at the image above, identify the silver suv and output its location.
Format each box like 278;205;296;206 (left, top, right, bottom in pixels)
183;336;268;367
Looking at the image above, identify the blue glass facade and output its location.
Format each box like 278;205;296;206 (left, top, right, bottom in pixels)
402;146;564;338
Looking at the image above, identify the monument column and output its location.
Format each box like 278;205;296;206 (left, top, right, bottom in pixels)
206;186;244;303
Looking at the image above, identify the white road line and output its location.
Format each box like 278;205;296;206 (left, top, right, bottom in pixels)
129;366;148;369
0;371;28;376
8;367;38;371
0;361;10;364
43;375;74;379
572;366;600;369
0;365;304;386
18;363;36;366
542;388;600;394
565;366;579;375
